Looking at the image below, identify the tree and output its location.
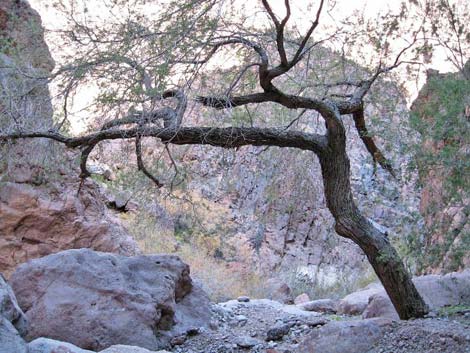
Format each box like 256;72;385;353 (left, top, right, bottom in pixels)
5;0;467;319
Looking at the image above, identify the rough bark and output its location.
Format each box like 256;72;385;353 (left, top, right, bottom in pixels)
317;118;429;319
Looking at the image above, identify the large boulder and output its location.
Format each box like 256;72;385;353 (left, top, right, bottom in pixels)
297;319;389;353
336;283;383;315
0;272;28;353
413;270;470;309
266;279;294;304
10;249;211;351
100;345;172;353
362;293;399;321
341;270;470;318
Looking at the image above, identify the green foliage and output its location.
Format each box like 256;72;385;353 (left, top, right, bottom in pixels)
438;305;470;317
407;74;470;272
410;76;470;194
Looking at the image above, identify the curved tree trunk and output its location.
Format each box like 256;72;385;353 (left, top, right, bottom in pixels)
318;133;429;319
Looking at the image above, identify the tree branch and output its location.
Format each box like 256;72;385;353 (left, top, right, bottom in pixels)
135;134;164;187
1;126;328;155
352;108;395;177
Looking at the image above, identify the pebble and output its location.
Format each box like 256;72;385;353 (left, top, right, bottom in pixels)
236;314;248;325
171;335;187;346
237;296;250;302
266;323;291;341
236;336;261;348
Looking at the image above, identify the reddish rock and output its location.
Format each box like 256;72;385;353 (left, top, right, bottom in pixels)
0;0;139;278
0;181;139;277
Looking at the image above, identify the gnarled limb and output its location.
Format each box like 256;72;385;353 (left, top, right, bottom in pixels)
1;126;328;154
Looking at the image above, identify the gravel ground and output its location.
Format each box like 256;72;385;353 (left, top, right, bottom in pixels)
167;299;470;353
371;313;470;353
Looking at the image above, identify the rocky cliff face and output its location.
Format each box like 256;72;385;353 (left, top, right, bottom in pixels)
170;92;419;290
97;67;421;297
410;65;470;273
0;0;139;277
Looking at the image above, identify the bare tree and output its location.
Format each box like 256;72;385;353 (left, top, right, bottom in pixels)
5;0;465;319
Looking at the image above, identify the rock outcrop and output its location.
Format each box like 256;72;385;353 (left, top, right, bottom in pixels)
0;0;139;277
0;181;139;277
10;249;211;351
96;49;420;294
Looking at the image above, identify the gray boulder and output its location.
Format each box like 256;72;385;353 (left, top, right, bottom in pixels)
27;338;94;353
10;249;211;351
0;273;27;335
413;270;470;309
341;270;470;318
362;293;399;321
27;339;173;353
0;272;28;353
294;293;311;305
0;317;27;353
298;298;337;314
266;280;294;304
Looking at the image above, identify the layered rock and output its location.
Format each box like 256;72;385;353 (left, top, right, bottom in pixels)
0;180;139;277
10;249;211;351
0;0;139;277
